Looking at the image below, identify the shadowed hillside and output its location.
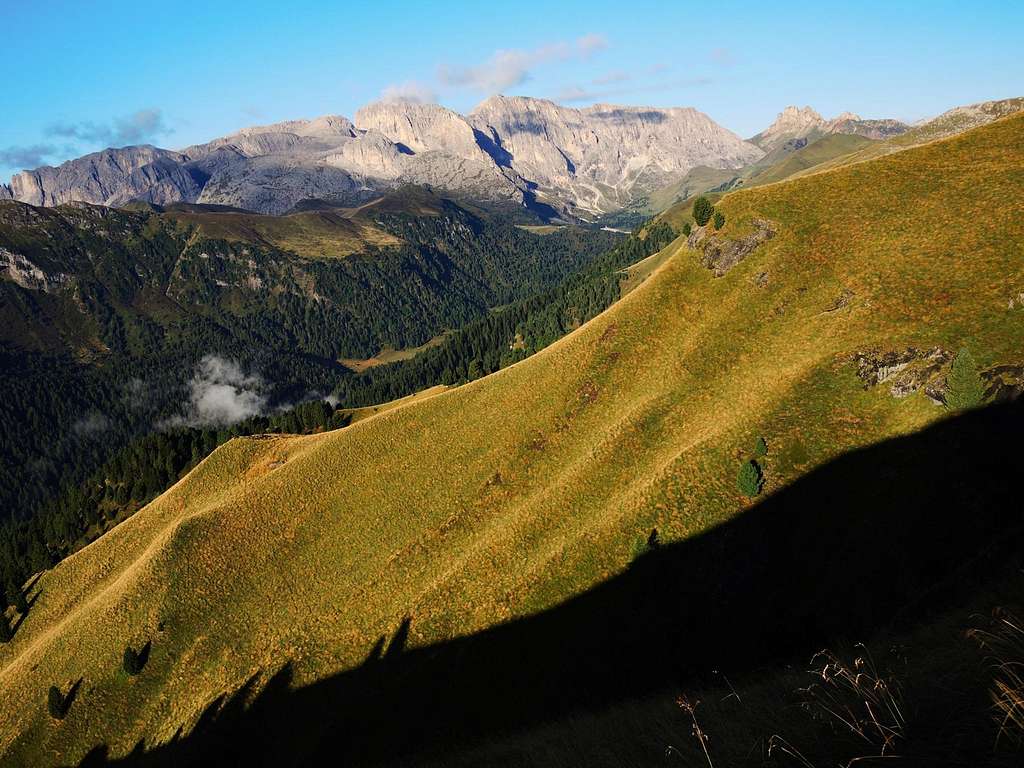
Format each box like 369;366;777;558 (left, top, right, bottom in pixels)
1;112;1022;766
72;400;1024;766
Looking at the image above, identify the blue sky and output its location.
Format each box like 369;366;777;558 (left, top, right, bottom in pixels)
2;0;1022;179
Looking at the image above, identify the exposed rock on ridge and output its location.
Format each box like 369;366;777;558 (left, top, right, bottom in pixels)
687;218;776;276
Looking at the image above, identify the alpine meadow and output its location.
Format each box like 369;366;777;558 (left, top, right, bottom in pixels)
1;3;1023;766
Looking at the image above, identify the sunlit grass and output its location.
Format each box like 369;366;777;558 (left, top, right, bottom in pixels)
1;113;1022;765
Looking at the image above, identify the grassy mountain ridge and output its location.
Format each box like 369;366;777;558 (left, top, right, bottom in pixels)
1;112;1023;764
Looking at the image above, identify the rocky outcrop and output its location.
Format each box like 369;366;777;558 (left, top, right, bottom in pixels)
0;184;11;200
983;365;1024;402
0;247;70;292
826;114;908;140
909;97;1024;142
687;219;776;276
853;347;951;401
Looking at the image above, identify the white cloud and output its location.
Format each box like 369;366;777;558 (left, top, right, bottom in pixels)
438;34;609;94
380;80;438;104
167;355;268;428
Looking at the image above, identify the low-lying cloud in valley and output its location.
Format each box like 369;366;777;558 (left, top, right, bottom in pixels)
72;411;112;438
166;355;269;428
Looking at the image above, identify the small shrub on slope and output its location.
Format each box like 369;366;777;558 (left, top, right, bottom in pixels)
713;211;726;230
944;348;986;411
693;197;715;227
754;436;768;457
737;460;764;497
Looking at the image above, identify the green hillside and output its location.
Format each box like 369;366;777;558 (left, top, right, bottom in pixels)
1;113;1023;766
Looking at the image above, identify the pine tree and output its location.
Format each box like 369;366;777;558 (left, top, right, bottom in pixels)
944;348;986;411
713;211;726;230
754;437;768;457
693;197;715;227
737;460;764;497
682;222;692;236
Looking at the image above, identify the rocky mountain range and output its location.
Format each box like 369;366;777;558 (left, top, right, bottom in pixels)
6;96;1018;219
2;97;763;218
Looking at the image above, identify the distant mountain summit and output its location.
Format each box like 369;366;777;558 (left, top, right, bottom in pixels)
4;97;762;219
750;105;909;154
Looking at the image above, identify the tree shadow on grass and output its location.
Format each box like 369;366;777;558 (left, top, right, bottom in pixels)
73;400;1024;767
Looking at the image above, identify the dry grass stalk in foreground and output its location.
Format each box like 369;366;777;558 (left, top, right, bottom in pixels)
969;607;1024;746
770;644;907;766
671;694;715;767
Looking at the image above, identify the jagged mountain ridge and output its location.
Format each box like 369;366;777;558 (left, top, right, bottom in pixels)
5;97;762;218
750;104;910;155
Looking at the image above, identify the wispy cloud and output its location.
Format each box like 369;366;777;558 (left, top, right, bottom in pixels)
380;80;438;104
0;143;62;170
438;34;609;94
555;75;713;104
46;108;172;148
72;411;111;438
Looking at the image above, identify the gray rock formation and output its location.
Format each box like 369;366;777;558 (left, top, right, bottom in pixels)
5;96;764;218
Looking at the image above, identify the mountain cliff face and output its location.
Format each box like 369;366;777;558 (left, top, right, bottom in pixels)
8;146;204;207
469;96;763;216
5;97;763;218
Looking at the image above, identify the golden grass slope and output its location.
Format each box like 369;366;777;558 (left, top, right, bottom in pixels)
2;113;1024;764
